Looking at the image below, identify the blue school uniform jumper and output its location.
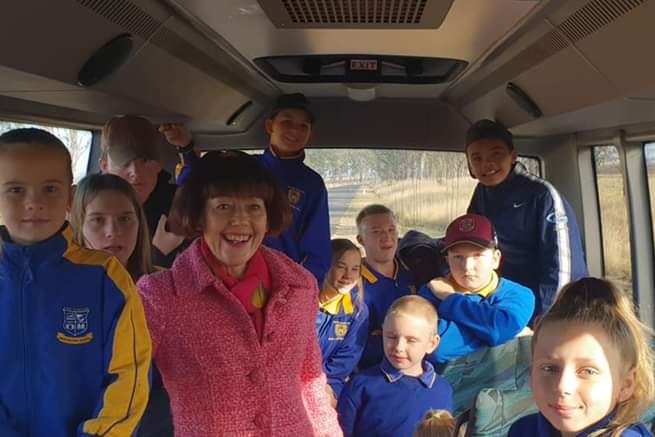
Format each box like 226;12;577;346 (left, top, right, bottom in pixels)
419;274;535;364
337;358;453;437
358;259;415;369
316;289;369;398
177;147;331;285
509;411;653;437
468;164;588;318
0;225;151;437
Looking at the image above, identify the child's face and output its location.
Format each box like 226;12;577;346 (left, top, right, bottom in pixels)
82;190;139;267
327;249;361;294
531;321;636;436
357;213;398;265
265;109;312;157
383;312;439;377
0;147;72;245
466;139;517;187
100;157;161;205
446;243;500;291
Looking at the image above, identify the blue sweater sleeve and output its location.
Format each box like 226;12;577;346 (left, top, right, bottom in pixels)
78;262;152;437
437;281;535;347
298;179;331;285
0;401;21;437
336;378;362;437
175;147;201;185
536;190;587;312
324;305;369;398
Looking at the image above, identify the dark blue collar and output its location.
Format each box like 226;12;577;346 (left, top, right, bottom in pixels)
536;409;619;437
0;223;70;265
262;146;305;164
380;357;437;388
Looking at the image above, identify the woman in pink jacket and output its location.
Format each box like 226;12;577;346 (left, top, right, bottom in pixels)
137;151;342;437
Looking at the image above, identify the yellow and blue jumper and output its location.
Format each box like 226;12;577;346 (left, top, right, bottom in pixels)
358;259;415;369
316;288;369;398
0;225;151;437
418;273;534;364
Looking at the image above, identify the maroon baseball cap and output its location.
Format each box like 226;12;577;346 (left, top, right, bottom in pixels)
442;214;498;253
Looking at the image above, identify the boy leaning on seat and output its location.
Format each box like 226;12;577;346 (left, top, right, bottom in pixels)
419;213;535;365
0;128;151;437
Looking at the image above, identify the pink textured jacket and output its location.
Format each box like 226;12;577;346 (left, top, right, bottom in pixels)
137;239;342;437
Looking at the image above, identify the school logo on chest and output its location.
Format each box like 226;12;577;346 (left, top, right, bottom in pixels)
287;187;304;208
332;321;350;340
57;307;94;345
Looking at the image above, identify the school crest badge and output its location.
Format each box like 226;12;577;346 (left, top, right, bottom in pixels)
458;217;475;233
287;187;303;206
57;307;93;345
333;322;349;339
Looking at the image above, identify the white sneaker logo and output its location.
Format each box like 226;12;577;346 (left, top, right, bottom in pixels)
513;202;526;208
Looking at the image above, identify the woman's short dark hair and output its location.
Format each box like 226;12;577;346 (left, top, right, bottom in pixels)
169;150;291;238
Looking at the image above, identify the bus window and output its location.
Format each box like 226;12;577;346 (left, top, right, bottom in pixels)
304;149;540;241
0;120;92;183
646;143;655;251
593;145;632;292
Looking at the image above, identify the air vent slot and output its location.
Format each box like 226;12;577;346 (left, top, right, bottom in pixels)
457;0;649;106
76;0;161;39
258;0;453;29
281;0;427;24
557;0;646;43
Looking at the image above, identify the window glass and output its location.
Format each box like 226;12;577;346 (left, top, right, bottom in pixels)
593;145;632;291
646;143;655;252
0;120;92;183
304;149;541;241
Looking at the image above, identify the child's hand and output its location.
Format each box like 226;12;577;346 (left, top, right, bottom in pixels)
428;277;456;301
324;384;337;409
152;215;184;256
159;123;193;149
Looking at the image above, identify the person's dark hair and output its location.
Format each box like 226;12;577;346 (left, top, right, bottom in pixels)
465;119;514;151
269;93;314;123
70;173;154;281
169;150;291;238
0;128;73;182
356;204;396;230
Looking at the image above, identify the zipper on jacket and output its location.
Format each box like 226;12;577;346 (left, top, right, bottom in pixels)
20;253;33;434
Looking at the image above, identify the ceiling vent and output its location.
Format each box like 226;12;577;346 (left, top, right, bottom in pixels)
457;0;648;106
257;0;454;28
76;0;161;39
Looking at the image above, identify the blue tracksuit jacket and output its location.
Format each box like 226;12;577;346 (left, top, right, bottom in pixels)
468;164;588;318
0;225;151;437
509;411;653;436
177;147;331;285
419;277;534;364
337;358;452;437
316;289;369;398
358;259;415;369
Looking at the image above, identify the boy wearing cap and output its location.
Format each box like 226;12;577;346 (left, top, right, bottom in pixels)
99;115;184;268
164;93;331;285
419;214;534;364
464;119;587;319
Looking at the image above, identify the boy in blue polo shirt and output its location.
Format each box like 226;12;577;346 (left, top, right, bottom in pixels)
419;213;535;364
337;295;452;437
355;204;415;369
163;93;331;285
